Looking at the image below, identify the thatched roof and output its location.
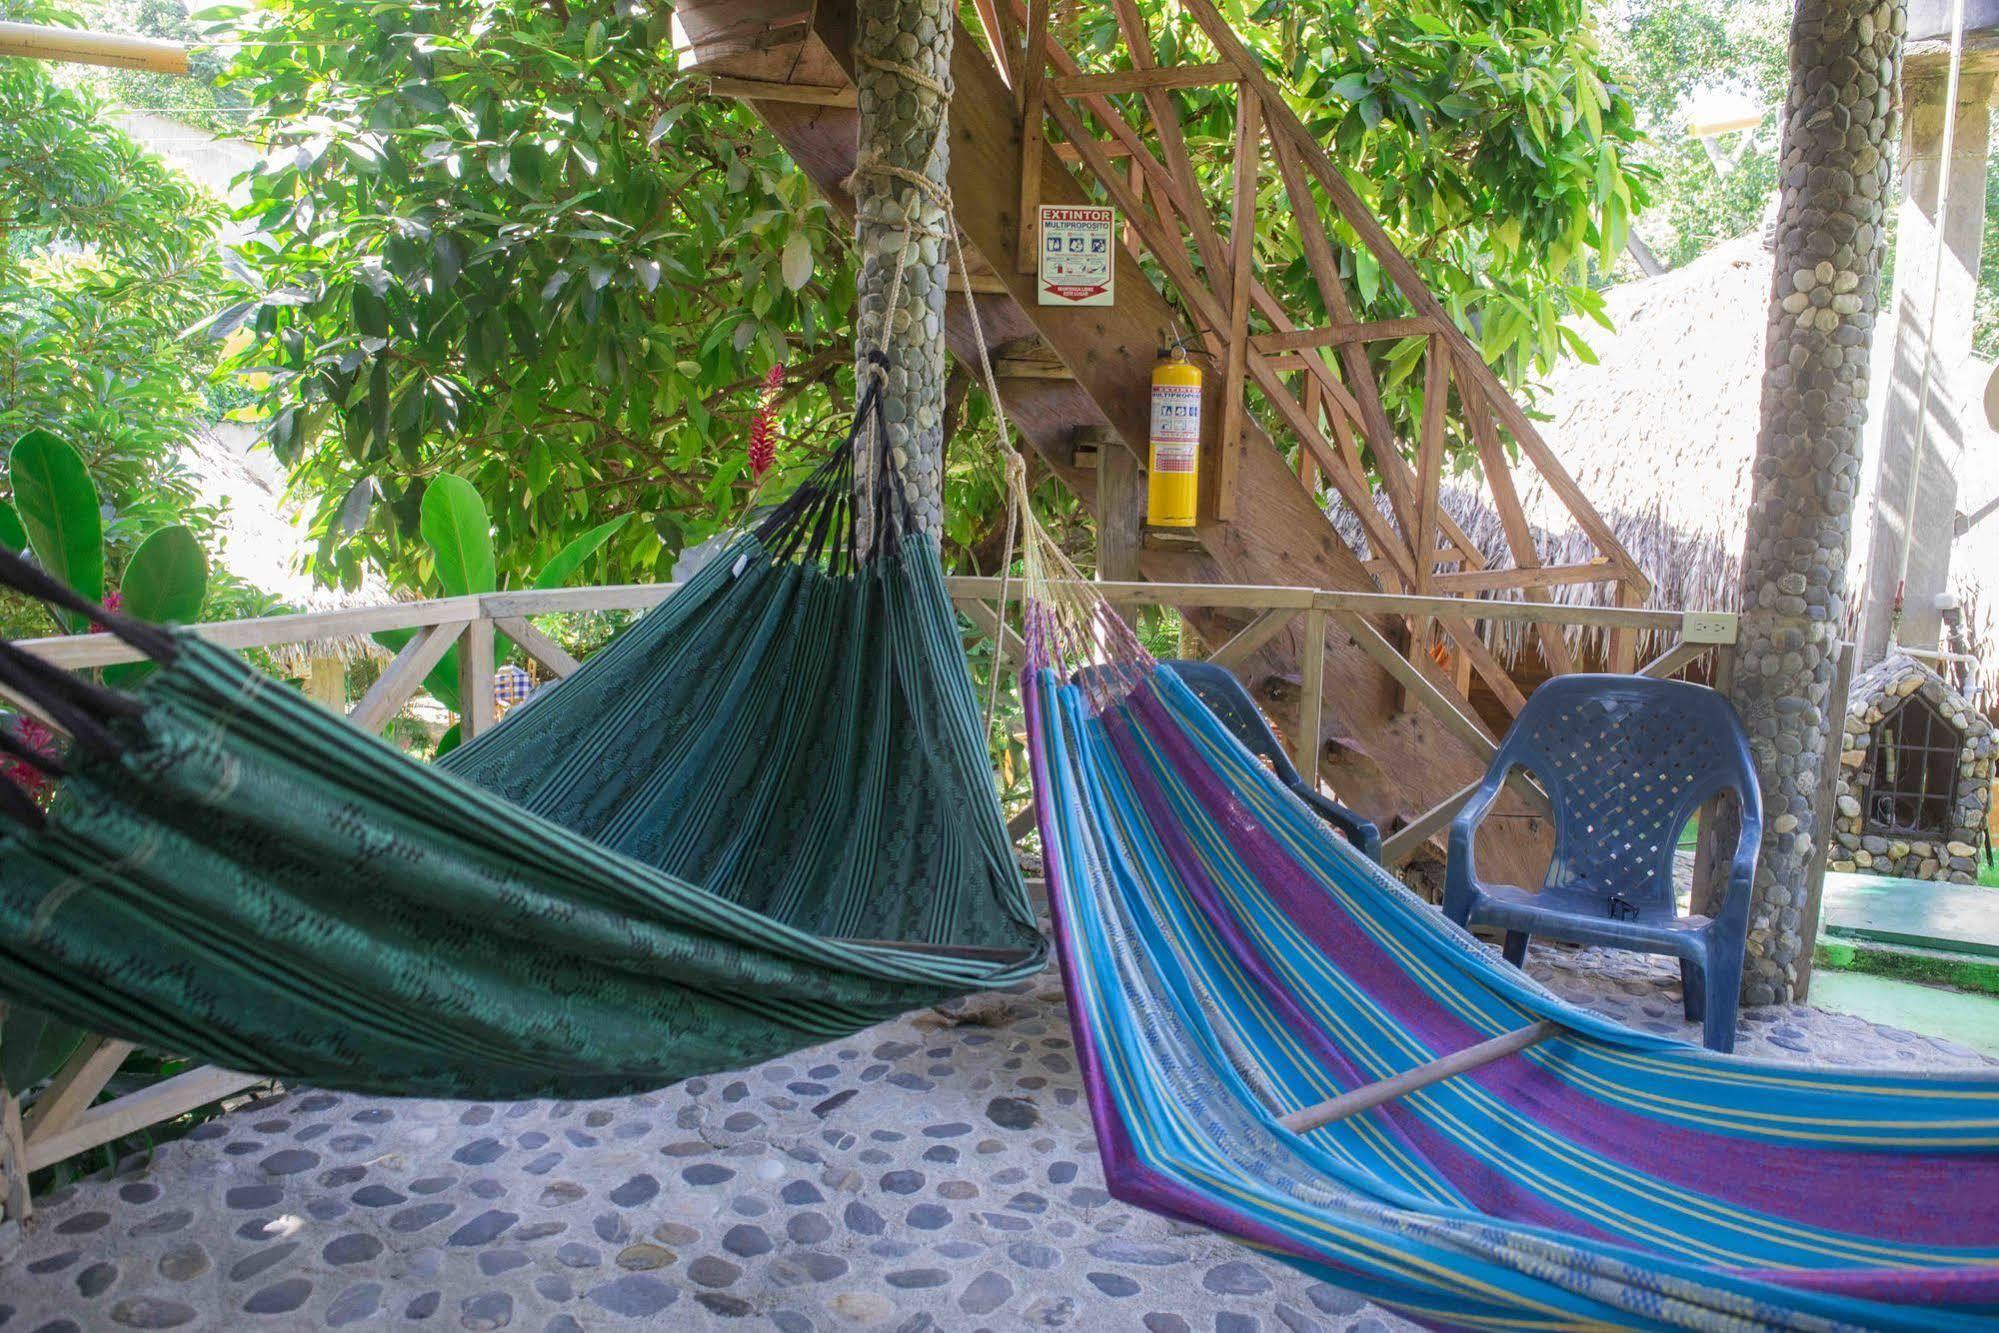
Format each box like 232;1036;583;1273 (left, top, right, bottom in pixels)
1328;231;1999;700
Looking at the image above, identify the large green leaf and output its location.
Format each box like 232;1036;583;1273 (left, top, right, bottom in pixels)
420;474;496;597
0;501;25;553
9;430;103;629
533;514;631;590
0;1003;87;1092
106;526;209;688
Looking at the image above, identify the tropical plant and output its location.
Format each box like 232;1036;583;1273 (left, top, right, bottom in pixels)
0;41;236;556
5;429;210;654
208;0;1650;593
206;0;853;600
374;474;627;749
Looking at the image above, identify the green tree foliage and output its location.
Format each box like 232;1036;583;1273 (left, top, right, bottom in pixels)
1600;0;1788;268
1082;0;1653;380
213;0;1649;589
0;42;234;559
210;0;854;595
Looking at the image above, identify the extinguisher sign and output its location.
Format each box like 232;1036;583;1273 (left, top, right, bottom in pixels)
1036;205;1115;308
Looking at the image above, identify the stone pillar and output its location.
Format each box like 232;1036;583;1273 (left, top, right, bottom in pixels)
853;0;952;542
1856;57;1996;663
1730;0;1903;1007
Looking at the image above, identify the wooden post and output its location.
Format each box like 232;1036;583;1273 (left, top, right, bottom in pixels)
458;621;497;742
305;654;346;710
1295;608;1327;787
1;1073;28;1225
1014;0;1050;273
1690;642;1738;919
1215;86;1259;522
1094;429;1144;625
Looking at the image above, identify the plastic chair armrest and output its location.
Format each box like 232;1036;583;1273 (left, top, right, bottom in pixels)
1295;786;1382;862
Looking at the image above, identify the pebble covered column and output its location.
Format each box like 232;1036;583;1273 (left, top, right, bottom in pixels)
1729;0;1903;1006
853;0;952;542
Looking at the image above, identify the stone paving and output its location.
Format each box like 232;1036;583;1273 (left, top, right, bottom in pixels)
0;938;1989;1333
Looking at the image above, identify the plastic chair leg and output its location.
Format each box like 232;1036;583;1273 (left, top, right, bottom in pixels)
1699;952;1741;1054
1679;958;1705;1022
1502;931;1530;968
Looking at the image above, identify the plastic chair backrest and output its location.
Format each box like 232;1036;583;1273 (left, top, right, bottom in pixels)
1499;675;1757;910
1159;660;1305;788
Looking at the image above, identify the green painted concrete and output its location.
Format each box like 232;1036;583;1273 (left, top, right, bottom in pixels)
1820;871;1999;957
1816;936;1999;993
1808;970;1999;1058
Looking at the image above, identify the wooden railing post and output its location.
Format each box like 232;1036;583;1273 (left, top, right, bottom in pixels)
1295;607;1327;786
458;619;497;742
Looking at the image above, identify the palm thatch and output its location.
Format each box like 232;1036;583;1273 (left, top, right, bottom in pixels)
1328;230;1999;701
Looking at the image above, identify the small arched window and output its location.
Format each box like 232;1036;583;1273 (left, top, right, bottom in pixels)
1863;693;1962;837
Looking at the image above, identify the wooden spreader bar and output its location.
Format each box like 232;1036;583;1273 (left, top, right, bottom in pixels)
1278;1018;1563;1134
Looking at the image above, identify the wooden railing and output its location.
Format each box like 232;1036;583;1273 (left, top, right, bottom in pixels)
976;0;1653;710
1;576;1734;1211
13;579;1739;855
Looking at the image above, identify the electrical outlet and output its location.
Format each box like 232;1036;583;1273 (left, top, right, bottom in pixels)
1680;611;1737;644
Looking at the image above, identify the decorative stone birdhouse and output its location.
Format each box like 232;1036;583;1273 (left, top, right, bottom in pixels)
1830;653;1993;883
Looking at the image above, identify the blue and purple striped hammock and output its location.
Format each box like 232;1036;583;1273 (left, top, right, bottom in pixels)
1024;639;1999;1330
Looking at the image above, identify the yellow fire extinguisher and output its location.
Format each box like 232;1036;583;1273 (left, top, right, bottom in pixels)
1147;338;1202;528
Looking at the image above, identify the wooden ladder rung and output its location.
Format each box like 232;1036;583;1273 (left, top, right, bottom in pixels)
1278;1018;1562;1134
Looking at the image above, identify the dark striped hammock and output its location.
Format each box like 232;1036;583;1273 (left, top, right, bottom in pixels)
0;381;1044;1100
1021;558;1999;1330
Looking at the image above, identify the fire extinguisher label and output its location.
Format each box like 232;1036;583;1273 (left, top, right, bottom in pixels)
1150;384;1202;470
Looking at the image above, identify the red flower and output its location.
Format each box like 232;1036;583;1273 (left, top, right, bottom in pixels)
89;587;123;635
3;715;59;801
748;363;784;481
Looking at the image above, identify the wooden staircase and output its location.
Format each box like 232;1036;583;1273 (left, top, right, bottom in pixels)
672;0;1648;880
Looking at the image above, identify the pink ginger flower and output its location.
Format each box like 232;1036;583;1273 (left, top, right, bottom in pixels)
3;715;59;801
89;587;123;634
748;363;784;481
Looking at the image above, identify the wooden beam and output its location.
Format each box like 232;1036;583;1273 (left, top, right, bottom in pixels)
348;620;470;734
1278;1019;1562;1134
1296;608;1328;784
1414;338;1449;590
21;1037;134;1144
1096;432;1144;624
1252;318;1438;354
2;1076;28;1221
1048;63;1237;96
1216;89;1260;522
1427;562;1618;595
0;20;187;73
1013;0;1051;274
703;75;857;106
967;0;1017;87
1636;639;1710;680
1051;138;1135;162
493;616;584;679
1380;778;1480;867
1460;371;1578;676
1336;610;1497;756
25;1065;266;1173
1207;608;1297;671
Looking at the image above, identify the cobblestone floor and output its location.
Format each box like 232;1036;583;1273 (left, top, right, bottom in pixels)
0;940;1989;1333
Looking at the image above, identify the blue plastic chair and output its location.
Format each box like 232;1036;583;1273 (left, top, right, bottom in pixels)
1443;674;1762;1052
1162;660;1381;861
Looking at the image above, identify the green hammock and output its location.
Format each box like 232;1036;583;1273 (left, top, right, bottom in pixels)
0;388;1045;1099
